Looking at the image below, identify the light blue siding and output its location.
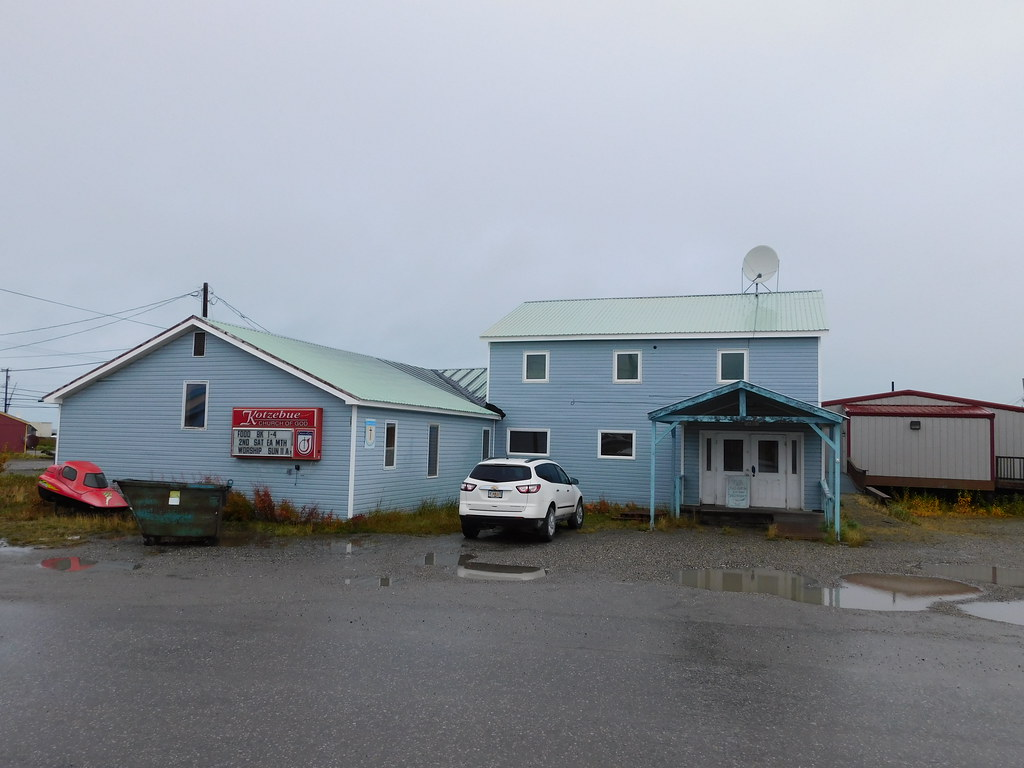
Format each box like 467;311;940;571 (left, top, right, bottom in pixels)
56;333;491;517
488;336;824;509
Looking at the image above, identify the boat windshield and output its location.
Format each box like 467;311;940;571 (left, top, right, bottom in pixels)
83;472;109;489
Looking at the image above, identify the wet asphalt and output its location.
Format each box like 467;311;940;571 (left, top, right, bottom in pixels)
1;530;1022;768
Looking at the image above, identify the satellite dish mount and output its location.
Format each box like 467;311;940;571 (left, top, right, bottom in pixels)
742;246;779;294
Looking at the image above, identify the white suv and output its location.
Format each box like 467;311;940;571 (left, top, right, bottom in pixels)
459;458;584;541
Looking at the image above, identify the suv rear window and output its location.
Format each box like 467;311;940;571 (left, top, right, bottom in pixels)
469;464;532;483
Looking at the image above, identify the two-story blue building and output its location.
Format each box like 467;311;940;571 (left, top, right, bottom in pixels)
481;290;843;526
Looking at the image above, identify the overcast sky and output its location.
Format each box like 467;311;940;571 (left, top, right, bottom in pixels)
2;1;1022;426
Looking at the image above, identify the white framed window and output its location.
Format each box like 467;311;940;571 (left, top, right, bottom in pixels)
384;421;397;469
523;351;549;382
182;381;209;430
427;424;440;478
718;349;747;383
481;428;492;461
613;350;641;383
508;429;549;456
598;430;635;459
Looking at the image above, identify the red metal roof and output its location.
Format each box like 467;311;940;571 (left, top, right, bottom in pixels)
844;404;994;418
823;389;1024;414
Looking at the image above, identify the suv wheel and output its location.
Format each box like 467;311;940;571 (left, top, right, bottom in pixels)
539;505;557;542
461;519;480;539
567;500;584;530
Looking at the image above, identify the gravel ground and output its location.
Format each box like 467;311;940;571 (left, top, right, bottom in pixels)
11;496;1023;617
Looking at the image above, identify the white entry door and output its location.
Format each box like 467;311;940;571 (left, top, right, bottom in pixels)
700;432;802;509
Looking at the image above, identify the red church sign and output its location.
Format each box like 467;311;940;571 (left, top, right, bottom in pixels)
230;407;323;460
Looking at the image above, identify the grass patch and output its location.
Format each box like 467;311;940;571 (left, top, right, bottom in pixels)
0;472;136;546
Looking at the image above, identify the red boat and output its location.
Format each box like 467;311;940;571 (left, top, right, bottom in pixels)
37;461;130;511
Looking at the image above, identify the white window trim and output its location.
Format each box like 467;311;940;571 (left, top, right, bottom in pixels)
427;423;440;478
522;350;549;383
598;429;636;460
717;349;748;383
383;421;397;470
613;350;642;383
507;428;550;456
181;380;209;430
482;427;492;461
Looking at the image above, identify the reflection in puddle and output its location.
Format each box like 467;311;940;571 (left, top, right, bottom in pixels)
331;539;366;556
456;554;546;581
676;568;829;605
676;569;981;612
0;540;34;555
837;573;980;611
421;551;547;581
40;557;140;572
341;575;391;588
957;601;1024;626
923;564;1024;588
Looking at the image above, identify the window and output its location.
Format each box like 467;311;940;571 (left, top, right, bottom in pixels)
613;351;641;383
427;424;440;477
384;422;397;469
192;332;206;357
481;428;491;461
723;439;744;471
523;351;549;382
182;381;208;429
508;429;549;455
599;430;635;459
61;465;78;481
718;349;747;382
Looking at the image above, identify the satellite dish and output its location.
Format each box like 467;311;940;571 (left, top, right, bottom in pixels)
743;246;779;284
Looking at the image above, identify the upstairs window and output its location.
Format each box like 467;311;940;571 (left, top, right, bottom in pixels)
718;350;747;383
523;351;549;382
614;351;641;383
182;381;209;429
192;332;206;357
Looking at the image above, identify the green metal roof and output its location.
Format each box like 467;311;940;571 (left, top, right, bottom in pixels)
206;320;495;418
481;290;827;339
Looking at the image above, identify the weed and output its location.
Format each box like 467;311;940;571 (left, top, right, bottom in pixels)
765;523;779;540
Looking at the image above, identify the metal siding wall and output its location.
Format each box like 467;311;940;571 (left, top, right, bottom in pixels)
350;408;494;514
56;333;356;514
489;336;822;507
850;417;990;481
992;409;1024;456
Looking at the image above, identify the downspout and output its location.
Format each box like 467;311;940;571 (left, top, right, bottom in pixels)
347;404;358;519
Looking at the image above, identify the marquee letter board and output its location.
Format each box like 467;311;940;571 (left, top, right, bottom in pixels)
231;407;323;460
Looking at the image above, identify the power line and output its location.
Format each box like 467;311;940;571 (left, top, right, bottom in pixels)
0;288;192;332
5;362;108;372
0;295;187;354
210;291;271;333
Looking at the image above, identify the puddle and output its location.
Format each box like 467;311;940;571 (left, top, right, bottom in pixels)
0;539;35;555
330;539;366;555
923;564;1024;588
40;556;141;572
421;551;547;581
456;555;546;581
676;569;981;612
675;568;829;605
340;575;391;588
956;601;1024;627
836;573;980;611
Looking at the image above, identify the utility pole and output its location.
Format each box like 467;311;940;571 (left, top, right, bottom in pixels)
202;282;209;318
3;368;9;413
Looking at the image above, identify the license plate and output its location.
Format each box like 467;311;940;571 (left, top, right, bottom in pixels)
487;489;502;499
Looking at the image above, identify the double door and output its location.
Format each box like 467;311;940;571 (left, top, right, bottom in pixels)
700;432;802;509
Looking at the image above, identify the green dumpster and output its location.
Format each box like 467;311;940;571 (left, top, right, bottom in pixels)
117;479;231;546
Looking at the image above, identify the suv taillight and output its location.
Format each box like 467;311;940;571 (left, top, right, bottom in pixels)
461;482;477;492
516;484;541;494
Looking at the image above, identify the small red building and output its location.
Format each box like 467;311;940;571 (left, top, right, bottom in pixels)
0;412;33;454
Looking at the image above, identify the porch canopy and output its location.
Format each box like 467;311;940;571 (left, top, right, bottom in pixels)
647;380;845;537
